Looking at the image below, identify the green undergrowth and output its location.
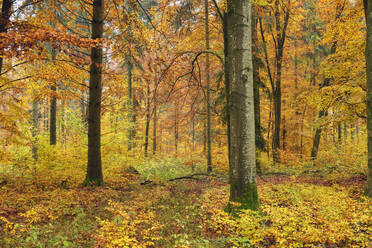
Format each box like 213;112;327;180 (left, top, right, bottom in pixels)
134;156;206;182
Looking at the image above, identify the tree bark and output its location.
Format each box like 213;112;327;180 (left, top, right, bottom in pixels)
272;0;289;163
364;0;372;197
144;80;150;157
311;110;326;159
32;99;39;160
152;105;157;155
127;59;135;151
84;0;104;186
50;49;57;146
205;0;212;173
252;6;264;173
226;0;258;210
0;0;12;73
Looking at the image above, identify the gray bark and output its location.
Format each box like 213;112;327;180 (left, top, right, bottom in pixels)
226;0;258;210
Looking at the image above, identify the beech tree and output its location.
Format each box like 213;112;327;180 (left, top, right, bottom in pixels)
226;0;258;210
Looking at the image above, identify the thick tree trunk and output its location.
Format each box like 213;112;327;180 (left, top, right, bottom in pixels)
0;0;12;73
226;0;258;210
205;0;212;173
364;0;372;197
84;0;104;186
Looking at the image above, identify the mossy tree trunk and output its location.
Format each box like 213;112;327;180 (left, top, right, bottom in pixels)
226;0;258;211
84;0;104;186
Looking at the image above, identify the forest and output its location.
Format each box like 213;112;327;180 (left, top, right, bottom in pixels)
0;0;371;247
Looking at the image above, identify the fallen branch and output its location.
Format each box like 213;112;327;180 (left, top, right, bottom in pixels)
140;173;213;185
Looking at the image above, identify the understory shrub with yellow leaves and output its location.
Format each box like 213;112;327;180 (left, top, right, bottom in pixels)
95;200;162;248
202;183;372;248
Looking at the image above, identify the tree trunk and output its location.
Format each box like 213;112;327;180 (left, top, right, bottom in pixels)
272;0;289;163
127;59;135;151
152;105;157;155
311;110;326;159
252;6;264;174
338;123;342;143
144;80;150;157
50;90;57;145
344;122;348;141
32;99;39;160
226;0;258;211
84;0;104;186
223;12;231;167
205;0;212;173
174;107;178;155
0;0;12;73
364;0;372;197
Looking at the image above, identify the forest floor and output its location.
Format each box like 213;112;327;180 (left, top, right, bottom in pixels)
0;161;371;248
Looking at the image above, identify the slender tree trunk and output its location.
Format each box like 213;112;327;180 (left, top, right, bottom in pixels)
174;107;178;155
49;90;57;145
282;106;286;151
152;105;157;155
311;110;326;159
205;0;212;173
252;5;264;174
300;105;306;157
144;80;150;157
344;122;348;141
272;0;289;163
0;0;12;73
32;99;39;160
226;0;258;211
127;59;135;150
267;99;272;159
338;123;342;143
223;12;231;166
84;0;104;186
49;42;57;146
45;100;49;132
364;0;372;197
